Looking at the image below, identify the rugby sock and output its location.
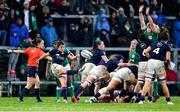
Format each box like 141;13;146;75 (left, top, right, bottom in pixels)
133;92;138;97
94;92;101;99
20;88;29;100
68;85;74;97
35;88;41;101
153;80;159;97
140;95;145;101
109;91;114;101
166;97;171;102
120;89;127;96
148;96;152;102
56;87;62;100
61;87;67;100
66;70;78;76
75;86;84;98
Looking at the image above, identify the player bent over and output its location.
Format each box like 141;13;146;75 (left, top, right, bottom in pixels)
88;66;137;103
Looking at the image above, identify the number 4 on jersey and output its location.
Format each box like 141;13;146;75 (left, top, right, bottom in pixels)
153;48;160;54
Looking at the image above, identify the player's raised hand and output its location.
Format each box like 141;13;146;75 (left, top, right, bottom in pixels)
139;5;144;13
146;7;150;15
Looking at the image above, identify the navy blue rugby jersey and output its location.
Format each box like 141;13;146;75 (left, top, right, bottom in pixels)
128;66;138;78
49;49;69;65
150;41;171;61
136;39;152;61
104;59;119;73
88;49;106;65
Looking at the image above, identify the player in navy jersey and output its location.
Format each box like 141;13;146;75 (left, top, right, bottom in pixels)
139;33;173;105
38;41;78;103
131;32;153;103
72;54;123;103
78;38;109;95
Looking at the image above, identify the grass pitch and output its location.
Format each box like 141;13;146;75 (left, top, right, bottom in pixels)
0;97;179;112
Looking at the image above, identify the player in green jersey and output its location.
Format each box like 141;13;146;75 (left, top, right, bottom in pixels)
139;5;160;101
139;5;159;42
128;39;140;65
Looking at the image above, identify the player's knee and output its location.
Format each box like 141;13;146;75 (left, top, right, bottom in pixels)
159;76;166;82
82;79;92;87
138;79;144;84
145;75;153;82
99;87;107;95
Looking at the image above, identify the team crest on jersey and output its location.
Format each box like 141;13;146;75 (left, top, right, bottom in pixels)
157;42;163;47
140;43;146;49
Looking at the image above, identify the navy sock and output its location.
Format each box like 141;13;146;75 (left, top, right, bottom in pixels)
140;95;145;101
138;93;141;99
20;88;29;100
61;87;67;100
94;92;101;99
120;89;127;97
35;88;41;100
148;96;152;101
133;92;138;97
75;86;84;98
66;70;78;76
109;91;114;101
166;97;171;102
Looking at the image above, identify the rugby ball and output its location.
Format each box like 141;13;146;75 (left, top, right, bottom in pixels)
80;50;93;59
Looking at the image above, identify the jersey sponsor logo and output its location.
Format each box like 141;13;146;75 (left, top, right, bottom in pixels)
55;54;65;60
140;43;146;49
157;42;163;47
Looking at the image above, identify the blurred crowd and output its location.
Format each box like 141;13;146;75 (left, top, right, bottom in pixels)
0;0;180;48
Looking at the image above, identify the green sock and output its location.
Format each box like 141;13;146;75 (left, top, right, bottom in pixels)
153;79;159;97
56;86;62;100
68;85;74;97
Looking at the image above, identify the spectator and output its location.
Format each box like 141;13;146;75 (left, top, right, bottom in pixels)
96;14;110;46
117;7;127;30
8;16;29;80
21;1;30;30
29;5;38;31
41;18;57;47
58;0;70;15
84;0;97;15
80;17;92;32
97;0;109;16
67;23;81;46
109;11;120;46
173;10;180;48
149;0;163;14
96;14;110;34
36;1;49;29
0;8;8;46
80;25;93;47
120;19;136;47
76;0;86;15
7;8;17;29
121;0;135;17
47;0;58;14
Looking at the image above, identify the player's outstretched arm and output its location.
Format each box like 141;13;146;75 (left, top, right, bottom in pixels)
139;5;146;29
146;7;159;33
7;49;24;53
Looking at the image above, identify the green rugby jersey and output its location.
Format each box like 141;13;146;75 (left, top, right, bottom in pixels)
63;48;72;66
142;28;158;42
129;50;140;64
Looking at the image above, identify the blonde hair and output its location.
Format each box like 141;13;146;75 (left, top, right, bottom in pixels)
129;39;138;55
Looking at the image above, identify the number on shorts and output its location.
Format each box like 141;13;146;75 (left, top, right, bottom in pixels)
153;48;160;54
